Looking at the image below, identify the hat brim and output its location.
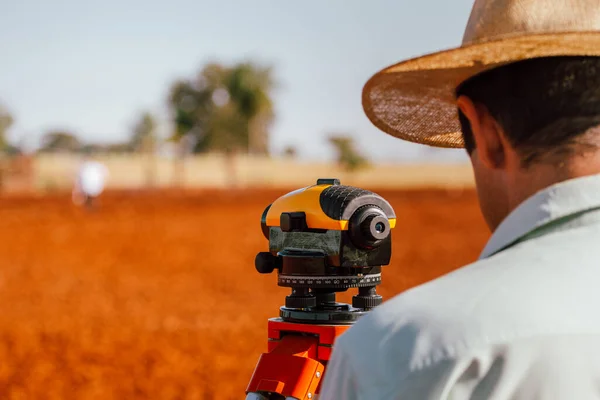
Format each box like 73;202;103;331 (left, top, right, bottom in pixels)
362;32;600;148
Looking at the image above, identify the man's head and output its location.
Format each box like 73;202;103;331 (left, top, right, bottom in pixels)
456;56;600;230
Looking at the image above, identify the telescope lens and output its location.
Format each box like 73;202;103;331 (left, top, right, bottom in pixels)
349;206;390;249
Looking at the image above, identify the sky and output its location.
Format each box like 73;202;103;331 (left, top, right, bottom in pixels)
0;0;476;163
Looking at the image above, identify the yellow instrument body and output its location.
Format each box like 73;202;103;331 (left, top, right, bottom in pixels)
265;183;396;231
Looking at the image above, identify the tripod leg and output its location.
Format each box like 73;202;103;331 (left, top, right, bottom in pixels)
246;335;323;400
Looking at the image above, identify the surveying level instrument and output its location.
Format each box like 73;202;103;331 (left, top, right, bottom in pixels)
245;178;396;400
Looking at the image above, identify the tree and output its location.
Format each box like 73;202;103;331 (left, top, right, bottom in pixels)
0;106;14;190
130;112;157;153
328;135;369;172
168;61;276;187
0;105;14;152
130;112;158;187
168;61;275;155
39;131;81;153
283;145;298;159
225;63;275;155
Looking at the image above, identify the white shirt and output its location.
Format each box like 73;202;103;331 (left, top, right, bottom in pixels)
320;174;600;400
76;160;108;196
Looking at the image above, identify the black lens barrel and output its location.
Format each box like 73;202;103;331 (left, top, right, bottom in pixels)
349;206;390;249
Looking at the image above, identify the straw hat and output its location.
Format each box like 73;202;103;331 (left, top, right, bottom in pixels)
362;0;600;148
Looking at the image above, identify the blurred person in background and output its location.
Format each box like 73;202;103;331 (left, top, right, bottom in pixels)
320;0;600;399
72;155;109;210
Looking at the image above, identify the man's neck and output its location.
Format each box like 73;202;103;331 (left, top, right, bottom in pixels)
508;154;600;213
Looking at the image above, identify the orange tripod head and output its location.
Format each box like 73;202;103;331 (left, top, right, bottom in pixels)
246;179;396;399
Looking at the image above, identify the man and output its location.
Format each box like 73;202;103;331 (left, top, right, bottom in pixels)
320;0;600;399
72;156;109;210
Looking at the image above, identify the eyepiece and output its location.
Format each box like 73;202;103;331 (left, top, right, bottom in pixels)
349;206;390;249
361;214;389;241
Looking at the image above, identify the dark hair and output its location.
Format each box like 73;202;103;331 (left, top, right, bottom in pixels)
456;56;600;166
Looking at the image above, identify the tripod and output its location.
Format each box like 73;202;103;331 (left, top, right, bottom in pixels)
244;178;396;400
244;316;350;400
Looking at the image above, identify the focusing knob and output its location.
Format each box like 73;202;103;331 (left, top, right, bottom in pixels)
349;206;390;249
255;252;281;274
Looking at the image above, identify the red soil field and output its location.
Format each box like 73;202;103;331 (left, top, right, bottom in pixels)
0;188;489;399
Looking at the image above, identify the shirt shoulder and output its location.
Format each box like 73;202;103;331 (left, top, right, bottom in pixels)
334;225;600;396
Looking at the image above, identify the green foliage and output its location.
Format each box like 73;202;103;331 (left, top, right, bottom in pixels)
80;143;104;155
40;131;81;153
168;61;275;155
328;135;369;172
4;144;21;156
0;106;14;151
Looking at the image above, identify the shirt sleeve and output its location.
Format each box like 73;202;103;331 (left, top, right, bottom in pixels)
318;337;360;400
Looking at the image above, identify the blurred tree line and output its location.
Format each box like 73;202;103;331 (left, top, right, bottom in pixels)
17;61;277;158
0;60;369;189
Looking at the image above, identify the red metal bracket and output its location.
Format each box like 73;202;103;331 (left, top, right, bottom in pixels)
246;318;351;399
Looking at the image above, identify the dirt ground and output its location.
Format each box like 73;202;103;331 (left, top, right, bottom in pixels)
0;188;489;399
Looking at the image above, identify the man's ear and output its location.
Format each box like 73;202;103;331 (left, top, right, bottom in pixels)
457;95;505;169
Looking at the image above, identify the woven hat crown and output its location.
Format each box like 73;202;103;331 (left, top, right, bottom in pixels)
363;0;600;148
464;0;600;45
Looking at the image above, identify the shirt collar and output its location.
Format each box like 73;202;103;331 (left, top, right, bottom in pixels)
480;173;600;259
